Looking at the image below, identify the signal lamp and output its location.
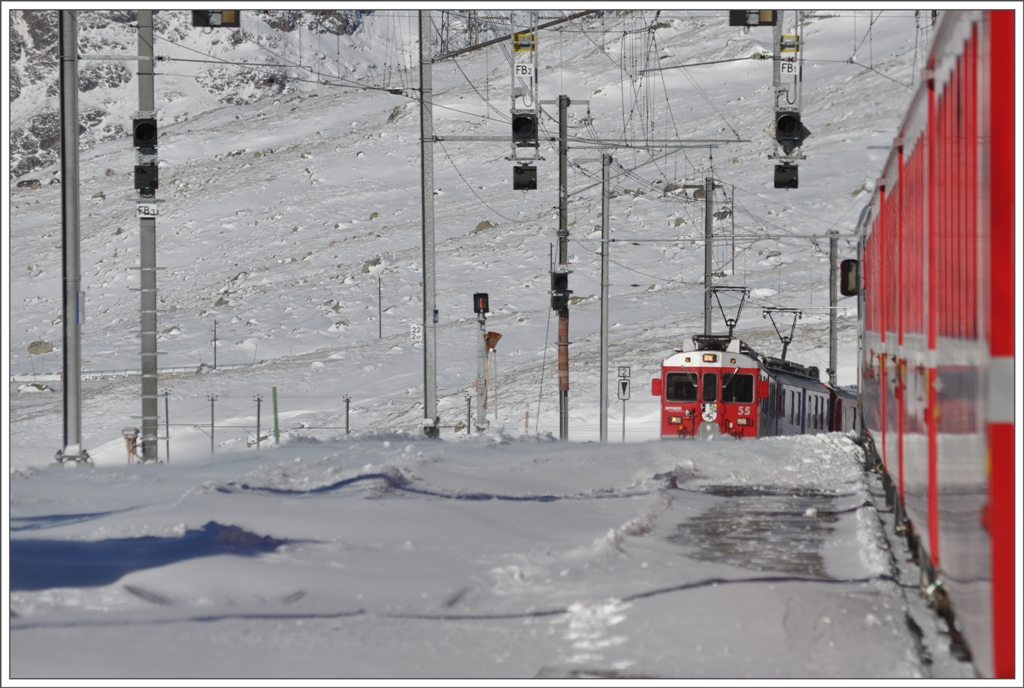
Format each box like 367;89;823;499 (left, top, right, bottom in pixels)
133;118;157;149
511;113;538;147
473;292;489;314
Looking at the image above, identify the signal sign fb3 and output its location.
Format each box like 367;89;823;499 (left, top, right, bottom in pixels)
137;203;158;218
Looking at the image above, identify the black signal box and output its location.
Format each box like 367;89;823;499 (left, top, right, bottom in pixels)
135;163;159;194
729;10;777;27
774;163;798;190
192;11;241;28
513;165;537;190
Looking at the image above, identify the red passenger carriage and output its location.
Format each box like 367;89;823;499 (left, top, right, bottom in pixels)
854;10;1015;678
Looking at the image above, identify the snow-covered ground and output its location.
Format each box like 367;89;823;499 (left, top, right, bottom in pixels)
9;432;976;679
5;8;984;680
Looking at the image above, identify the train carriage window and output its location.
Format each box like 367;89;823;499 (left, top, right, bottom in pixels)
702;373;718;402
665;373;698;402
722;373;755;403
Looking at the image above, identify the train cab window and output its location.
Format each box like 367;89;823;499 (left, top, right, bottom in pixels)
701;373;718;402
665;372;698;402
722;373;754;403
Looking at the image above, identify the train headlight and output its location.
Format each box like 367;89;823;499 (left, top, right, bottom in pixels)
703;354;717;362
737;418;750;426
669;416;682;425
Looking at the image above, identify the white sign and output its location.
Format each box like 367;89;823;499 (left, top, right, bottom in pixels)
618;379;630;401
618;366;631;378
136;203;159;218
410;323;423;343
514;63;534;79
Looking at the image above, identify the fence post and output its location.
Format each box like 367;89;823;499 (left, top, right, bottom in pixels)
255;394;263;449
344;394;351;435
272;386;280;444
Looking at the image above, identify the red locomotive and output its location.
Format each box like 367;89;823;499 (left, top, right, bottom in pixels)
854;10;1015;678
651;334;846;439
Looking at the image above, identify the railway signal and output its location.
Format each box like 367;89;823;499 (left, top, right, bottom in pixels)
511;112;538;147
774;111;810;152
132;117;157;149
513;164;537;190
192;11;241;28
729;10;777;27
774;163;798;189
550;269;571;310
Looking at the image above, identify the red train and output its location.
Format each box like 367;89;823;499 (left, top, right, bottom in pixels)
853;10;1015;678
650;334;857;439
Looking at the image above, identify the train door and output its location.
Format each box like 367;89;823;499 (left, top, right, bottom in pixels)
700;372;718;427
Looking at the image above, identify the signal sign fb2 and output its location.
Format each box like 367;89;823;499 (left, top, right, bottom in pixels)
514;63;534;78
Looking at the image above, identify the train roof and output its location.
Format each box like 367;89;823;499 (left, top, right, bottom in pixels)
663;334;822;382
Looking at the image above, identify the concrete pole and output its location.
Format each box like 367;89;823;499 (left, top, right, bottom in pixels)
704;176;714;336
829;230;838;386
56;10;87;463
557;94;570;440
138;10;159;462
600;154;611;442
419;11;439;437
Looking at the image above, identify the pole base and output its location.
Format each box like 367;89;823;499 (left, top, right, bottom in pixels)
54;446;91;464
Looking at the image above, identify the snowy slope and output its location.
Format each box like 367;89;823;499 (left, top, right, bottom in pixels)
7;10;928;464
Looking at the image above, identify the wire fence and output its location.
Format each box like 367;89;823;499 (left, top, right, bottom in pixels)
113;390;670;456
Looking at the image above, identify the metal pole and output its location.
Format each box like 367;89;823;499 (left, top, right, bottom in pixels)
704;176;714;336
163;389;170;462
466;394;472;434
209;394;216;454
213;319;217;369
344;394;351;435
255;394;262;449
138;10;159;462
829;230;838;386
420;11;439;438
557;94;570;441
731;184;736;276
600;154;611;442
378;276;382;339
476;312;487;431
622;398;626;443
56;10;87;463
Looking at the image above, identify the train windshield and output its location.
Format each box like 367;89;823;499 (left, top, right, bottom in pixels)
665;372;698;401
722;373;754;403
702;372;718;402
